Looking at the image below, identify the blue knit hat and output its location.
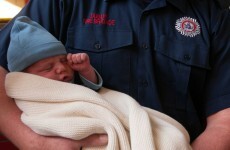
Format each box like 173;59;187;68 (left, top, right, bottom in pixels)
7;16;67;72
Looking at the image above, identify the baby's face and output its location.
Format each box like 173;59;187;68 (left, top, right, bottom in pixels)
24;54;74;82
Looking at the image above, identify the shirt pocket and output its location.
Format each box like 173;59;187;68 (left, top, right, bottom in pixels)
66;27;133;93
156;35;210;69
154;35;210;110
66;27;133;52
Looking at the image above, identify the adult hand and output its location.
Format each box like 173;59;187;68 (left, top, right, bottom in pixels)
34;134;108;150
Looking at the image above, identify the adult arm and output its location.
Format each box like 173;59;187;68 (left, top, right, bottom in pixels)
192;108;230;150
0;66;107;149
0;1;108;148
0;67;32;149
191;3;230;149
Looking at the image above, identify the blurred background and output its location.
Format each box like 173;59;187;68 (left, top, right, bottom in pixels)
0;0;29;29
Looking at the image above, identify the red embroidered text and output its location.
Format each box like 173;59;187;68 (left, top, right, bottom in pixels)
83;13;115;26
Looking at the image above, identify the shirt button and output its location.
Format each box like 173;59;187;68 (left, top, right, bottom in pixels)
94;42;101;50
184;55;191;61
142;43;148;49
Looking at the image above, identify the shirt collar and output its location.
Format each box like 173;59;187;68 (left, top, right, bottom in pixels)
167;0;188;13
140;0;188;13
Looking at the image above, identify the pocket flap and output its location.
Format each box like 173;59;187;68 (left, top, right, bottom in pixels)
155;35;211;69
67;27;133;52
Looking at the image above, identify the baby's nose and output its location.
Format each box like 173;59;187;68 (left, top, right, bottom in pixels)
55;63;66;74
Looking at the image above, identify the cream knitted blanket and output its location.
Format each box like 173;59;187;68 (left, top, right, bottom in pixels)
5;72;192;150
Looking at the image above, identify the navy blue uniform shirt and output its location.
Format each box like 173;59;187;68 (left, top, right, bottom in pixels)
0;0;230;141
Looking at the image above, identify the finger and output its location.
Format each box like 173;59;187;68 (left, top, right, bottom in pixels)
72;54;82;64
80;134;108;147
80;53;87;62
67;53;73;64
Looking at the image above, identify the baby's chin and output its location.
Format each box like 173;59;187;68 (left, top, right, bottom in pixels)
66;77;74;83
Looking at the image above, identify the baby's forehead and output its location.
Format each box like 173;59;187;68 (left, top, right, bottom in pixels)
41;54;66;61
30;54;66;67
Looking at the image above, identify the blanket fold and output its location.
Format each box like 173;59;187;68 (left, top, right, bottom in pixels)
5;72;192;150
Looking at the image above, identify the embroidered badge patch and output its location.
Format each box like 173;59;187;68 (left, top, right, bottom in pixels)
175;17;200;37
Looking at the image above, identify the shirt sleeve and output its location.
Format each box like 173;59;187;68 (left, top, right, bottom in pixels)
79;68;103;91
204;5;230;116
